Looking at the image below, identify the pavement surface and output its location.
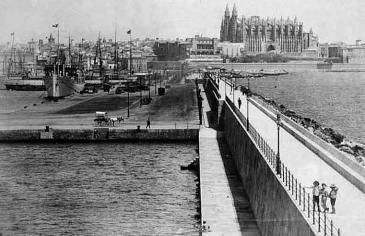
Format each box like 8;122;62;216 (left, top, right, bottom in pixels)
217;77;365;236
0;76;200;130
198;80;260;236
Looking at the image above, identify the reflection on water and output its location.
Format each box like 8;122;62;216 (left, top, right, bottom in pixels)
0;143;199;235
238;72;365;144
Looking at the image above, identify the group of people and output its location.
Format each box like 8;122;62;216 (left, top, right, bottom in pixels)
307;181;339;214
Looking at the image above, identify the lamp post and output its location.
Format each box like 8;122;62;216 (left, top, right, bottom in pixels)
246;77;250;131
155;72;157;95
232;76;235;105
139;75;142;107
276;113;282;176
127;29;132;117
148;70;151;99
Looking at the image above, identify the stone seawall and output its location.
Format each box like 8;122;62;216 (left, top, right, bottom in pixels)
207;62;365;72
222;103;316;236
0;128;199;142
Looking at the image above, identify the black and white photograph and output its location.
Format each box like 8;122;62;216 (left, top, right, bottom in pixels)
0;0;364;235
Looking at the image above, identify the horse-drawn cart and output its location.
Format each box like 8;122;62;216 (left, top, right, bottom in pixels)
93;112;124;127
94;111;110;127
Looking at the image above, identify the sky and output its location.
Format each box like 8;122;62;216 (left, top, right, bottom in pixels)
0;0;364;44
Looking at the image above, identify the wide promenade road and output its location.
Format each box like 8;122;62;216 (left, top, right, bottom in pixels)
216;78;365;236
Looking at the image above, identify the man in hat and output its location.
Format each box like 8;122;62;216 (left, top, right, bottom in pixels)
306;180;321;212
320;183;329;212
329;184;339;214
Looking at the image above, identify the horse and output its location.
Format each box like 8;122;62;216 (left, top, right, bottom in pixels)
109;116;124;127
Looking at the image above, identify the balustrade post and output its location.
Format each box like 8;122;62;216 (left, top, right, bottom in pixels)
330;220;333;236
338;228;340;236
288;171;291;191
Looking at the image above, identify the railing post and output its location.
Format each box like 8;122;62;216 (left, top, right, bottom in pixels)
295;178;298;200
292;174;294;196
288;171;291;191
318;209;321;232
312;197;315;224
299;183;301;205
285;167;288;186
338;228;340;236
330;220;333;236
324;212;327;236
307;193;310;218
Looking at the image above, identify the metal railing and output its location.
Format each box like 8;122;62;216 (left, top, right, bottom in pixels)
225;94;341;236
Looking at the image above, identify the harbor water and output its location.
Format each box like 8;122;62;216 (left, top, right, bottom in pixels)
0;142;200;235
237;72;365;145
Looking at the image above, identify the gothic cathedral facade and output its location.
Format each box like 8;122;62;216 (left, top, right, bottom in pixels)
220;4;318;55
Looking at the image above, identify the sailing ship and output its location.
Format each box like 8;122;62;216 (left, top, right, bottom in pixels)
4;33;45;91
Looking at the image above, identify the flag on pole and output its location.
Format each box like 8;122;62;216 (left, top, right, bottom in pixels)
52;24;59;28
127;29;131;34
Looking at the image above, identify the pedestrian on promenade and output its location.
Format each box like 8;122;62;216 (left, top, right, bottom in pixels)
320;183;329;212
306;181;321;212
329;184;339;214
146;117;151;129
238;97;242;109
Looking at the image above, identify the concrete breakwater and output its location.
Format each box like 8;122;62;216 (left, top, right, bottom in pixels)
202;78;318;235
0;128;199;142
206;62;365;72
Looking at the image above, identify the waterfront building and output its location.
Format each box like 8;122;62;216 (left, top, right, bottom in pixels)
219;4;319;56
187;35;219;55
343;40;365;64
153;40;191;61
218;42;245;58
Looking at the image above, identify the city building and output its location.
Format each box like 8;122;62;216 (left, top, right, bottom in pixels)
219;4;319;56
218;42;245;58
343;40;365;63
153;40;191;61
187;35;219;55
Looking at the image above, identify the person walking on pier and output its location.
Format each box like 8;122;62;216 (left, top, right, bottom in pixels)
320;183;329;212
238;97;242;109
329;184;339;214
146;117;151;129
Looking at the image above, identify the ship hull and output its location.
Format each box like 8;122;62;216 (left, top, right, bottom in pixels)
4;77;45;91
44;75;84;98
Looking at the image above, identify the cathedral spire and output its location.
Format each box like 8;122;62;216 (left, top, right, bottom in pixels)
225;4;230;17
232;3;237;17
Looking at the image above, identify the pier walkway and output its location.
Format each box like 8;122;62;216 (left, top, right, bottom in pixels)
198;83;260;235
216;77;365;236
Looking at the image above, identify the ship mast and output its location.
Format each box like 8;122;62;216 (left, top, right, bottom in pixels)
114;29;119;85
98;33;102;78
7;32;15;78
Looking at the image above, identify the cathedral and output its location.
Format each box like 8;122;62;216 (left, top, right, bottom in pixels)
220;4;318;55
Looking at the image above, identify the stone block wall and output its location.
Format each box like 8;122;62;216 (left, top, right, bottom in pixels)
222;103;316;236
